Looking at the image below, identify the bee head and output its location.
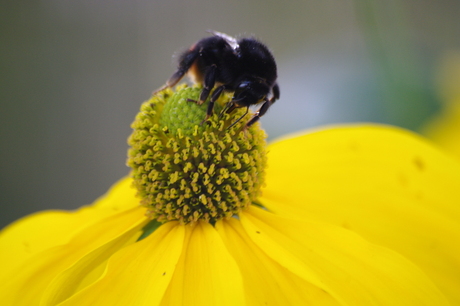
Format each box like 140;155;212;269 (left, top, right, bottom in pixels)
232;78;269;107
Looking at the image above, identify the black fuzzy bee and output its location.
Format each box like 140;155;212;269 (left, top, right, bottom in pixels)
156;31;280;128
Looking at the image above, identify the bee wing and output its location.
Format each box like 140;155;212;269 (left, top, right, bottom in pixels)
207;30;239;51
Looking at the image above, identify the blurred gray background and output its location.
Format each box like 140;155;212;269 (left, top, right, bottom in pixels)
1;1;459;228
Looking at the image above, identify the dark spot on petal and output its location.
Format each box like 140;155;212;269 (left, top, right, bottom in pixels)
256;231;261;234
342;222;352;230
163;272;166;276
398;172;408;188
349;140;360;152
22;241;31;253
413;156;425;171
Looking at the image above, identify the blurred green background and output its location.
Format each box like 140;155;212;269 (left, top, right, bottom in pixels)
1;1;459;228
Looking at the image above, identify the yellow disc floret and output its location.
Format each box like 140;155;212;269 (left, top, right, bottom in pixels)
127;85;267;224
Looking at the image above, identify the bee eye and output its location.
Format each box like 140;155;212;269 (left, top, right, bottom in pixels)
238;81;250;89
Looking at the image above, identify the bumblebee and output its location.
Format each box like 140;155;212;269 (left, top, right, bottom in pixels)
157;31;280;128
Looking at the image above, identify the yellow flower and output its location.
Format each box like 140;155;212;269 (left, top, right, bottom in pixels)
1;85;460;305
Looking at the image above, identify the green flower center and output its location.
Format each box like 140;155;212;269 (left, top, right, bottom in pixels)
127;85;267;224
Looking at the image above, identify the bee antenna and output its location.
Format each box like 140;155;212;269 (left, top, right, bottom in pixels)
219;102;232;118
227;106;249;130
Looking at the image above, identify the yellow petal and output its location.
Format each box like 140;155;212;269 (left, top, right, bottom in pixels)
262;125;460;304
241;206;449;305
216;217;339;305
57;221;184;306
0;177;138;276
161;221;245;306
0;206;146;306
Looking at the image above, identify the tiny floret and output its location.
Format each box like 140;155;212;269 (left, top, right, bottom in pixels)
127;85;267;224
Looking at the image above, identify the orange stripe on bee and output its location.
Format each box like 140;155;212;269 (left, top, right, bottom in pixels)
188;62;204;83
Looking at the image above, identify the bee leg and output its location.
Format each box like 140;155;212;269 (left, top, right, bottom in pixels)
153;49;199;94
201;85;225;124
225;102;238;114
244;84;279;128
245;98;271;128
271;83;280;102
197;64;217;105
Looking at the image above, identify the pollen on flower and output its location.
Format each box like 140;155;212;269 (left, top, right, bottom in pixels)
127;85;267;224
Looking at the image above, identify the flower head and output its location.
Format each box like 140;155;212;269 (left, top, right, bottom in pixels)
1;85;460;305
127;85;266;224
